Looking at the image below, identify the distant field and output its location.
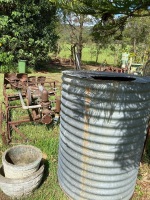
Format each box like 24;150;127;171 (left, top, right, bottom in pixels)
55;43;120;65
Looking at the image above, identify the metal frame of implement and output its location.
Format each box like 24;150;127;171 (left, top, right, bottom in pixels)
0;73;61;145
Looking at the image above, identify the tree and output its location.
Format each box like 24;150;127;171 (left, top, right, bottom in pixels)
0;0;58;70
122;16;150;63
58;11;93;65
51;0;150;37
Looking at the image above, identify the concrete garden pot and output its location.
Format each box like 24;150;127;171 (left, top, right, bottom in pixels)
0;163;44;198
2;145;42;179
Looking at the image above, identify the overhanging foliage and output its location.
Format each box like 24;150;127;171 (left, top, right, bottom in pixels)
50;0;150;37
50;0;150;15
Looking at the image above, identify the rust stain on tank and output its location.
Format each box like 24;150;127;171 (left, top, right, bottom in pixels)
80;87;91;197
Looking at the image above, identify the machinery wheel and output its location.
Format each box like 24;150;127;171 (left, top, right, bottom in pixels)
26;87;32;106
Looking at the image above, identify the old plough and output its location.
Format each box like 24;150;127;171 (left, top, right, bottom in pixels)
0;73;61;145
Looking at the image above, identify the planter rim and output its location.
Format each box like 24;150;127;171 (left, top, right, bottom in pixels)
2;145;42;170
0;163;44;183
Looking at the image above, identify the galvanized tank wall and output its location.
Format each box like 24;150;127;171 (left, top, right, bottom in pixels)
58;71;150;200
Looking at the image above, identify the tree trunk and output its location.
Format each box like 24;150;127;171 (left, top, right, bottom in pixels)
95;48;100;64
70;45;74;66
133;38;136;62
77;15;84;64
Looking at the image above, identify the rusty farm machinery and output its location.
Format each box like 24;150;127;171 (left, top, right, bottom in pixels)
0;73;61;145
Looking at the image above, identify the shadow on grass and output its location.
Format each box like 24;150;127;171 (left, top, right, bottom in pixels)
34;61;73;74
82;60;102;66
39;158;50;186
142;137;150;164
46;119;60;130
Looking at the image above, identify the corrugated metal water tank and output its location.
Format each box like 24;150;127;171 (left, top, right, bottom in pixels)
58;71;150;200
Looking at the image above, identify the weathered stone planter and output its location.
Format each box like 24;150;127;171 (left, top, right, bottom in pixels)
2;145;42;179
0;164;44;198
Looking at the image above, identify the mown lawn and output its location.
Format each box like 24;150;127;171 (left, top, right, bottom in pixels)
0;66;149;200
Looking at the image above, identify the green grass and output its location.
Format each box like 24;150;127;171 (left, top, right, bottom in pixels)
53;43;117;65
0;124;67;200
0;71;68;200
82;46;115;64
0;68;150;200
